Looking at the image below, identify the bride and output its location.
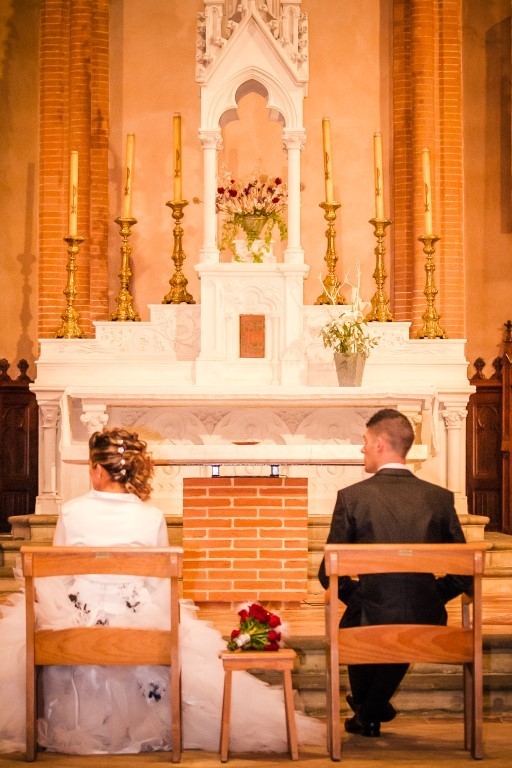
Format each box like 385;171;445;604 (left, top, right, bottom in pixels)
0;427;324;755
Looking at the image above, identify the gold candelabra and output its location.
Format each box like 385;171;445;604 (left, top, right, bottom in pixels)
111;216;140;322
367;218;394;322
162;200;195;304
315;201;343;304
55;235;84;338
416;234;446;339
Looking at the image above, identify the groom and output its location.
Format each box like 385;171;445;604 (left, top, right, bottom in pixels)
317;408;469;737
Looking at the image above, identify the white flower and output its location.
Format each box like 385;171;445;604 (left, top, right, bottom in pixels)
319;262;379;356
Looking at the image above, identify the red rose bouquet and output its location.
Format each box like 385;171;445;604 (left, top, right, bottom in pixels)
227;602;282;652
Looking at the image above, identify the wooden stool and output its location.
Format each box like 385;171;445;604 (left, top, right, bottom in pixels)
219;649;299;762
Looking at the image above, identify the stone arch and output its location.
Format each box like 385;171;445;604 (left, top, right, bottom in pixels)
205;68;298;132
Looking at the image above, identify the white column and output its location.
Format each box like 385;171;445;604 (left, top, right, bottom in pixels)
199;130;223;263
37;400;61;514
282;130;306;264
442;406;468;499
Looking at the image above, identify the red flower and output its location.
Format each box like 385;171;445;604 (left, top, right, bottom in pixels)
249;603;270;623
226;603;283;652
275;177;282;185
229;189;237;197
217;187;225;194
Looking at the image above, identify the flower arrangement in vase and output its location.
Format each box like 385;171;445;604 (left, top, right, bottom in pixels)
216;170;288;263
320;264;379;386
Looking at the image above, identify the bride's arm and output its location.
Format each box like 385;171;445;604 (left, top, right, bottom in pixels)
156;515;169;546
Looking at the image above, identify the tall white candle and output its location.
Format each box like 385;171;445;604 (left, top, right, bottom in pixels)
122;133;135;218
422;147;433;235
173;113;182;201
373;132;384;219
68;150;78;236
322;117;334;203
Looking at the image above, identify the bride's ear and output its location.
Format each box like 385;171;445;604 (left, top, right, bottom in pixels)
89;461;104;489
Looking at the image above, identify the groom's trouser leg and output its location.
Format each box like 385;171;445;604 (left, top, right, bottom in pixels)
348;663;409;720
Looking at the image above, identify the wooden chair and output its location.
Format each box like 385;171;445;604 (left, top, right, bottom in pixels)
324;542;487;761
22;545;183;763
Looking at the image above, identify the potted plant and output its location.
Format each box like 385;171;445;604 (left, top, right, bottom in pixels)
319;266;379;386
216;170;288;262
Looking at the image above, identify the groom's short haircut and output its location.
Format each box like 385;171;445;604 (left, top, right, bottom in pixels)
366;408;414;458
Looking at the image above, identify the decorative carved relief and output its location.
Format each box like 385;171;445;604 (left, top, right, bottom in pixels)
108;405;378;448
196;1;308;82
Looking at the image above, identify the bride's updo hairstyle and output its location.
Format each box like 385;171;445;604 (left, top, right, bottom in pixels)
89;427;153;501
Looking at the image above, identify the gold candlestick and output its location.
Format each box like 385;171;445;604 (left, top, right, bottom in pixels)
367;218;394;322
416;234;446;339
55;235;84;338
315;201;344;305
162;200;195;304
111;216;140;322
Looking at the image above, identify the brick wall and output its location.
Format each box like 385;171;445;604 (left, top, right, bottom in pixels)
183;477;308;602
393;0;464;337
39;0;110;338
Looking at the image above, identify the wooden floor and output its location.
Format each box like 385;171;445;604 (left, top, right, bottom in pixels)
1;717;512;766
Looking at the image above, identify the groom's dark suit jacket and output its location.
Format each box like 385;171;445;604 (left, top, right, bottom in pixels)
317;468;469;628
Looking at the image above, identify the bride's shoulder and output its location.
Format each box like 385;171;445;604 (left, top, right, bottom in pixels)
60;490;95;514
140;499;166;520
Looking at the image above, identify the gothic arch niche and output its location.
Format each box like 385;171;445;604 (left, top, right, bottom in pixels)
220;80;286;180
218;81;288;262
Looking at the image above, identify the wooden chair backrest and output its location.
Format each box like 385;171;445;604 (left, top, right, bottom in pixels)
324;542;487;760
22;545;183;762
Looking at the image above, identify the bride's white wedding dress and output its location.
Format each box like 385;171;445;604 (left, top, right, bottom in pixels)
0;489;324;754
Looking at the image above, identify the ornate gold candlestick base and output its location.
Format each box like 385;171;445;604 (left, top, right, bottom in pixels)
162;200;195;305
111;216;140;322
416;234;447;339
367;218;394;322
55;235;84;338
315;201;343;305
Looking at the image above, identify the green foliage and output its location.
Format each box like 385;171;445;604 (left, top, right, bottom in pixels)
220;211;287;262
320;314;379;357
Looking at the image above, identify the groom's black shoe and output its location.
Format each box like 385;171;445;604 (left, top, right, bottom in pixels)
344;714;381;738
346;694;397;723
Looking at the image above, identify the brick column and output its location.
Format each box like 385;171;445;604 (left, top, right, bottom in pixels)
39;0;109;337
392;0;464;338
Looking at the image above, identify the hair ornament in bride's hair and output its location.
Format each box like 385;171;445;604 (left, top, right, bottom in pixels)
118;446;125;453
